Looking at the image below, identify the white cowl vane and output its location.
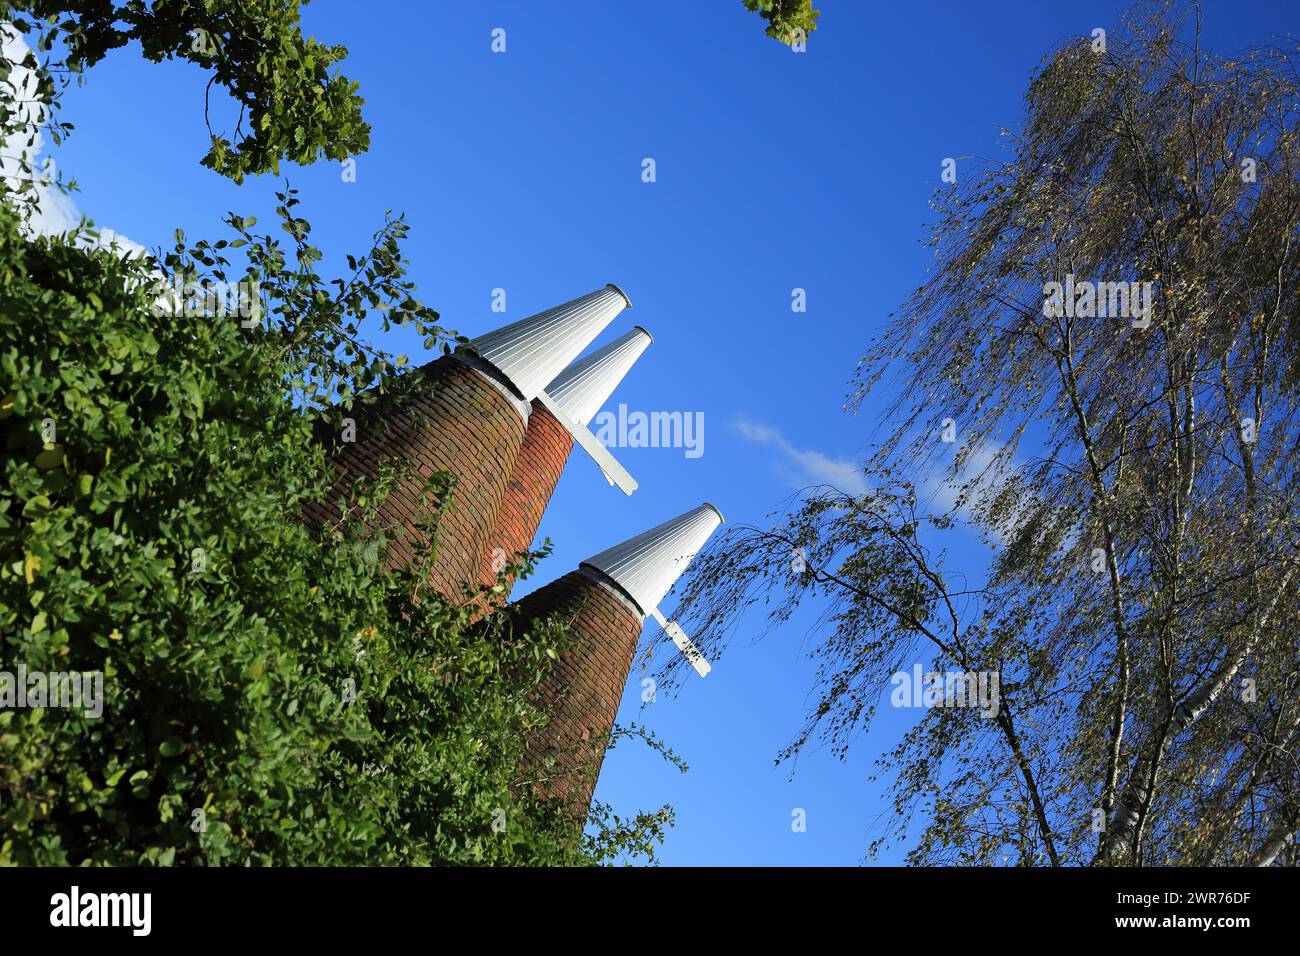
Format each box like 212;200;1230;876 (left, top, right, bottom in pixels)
581;502;724;676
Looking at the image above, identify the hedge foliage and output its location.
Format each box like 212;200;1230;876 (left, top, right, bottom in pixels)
0;3;676;867
0;195;622;863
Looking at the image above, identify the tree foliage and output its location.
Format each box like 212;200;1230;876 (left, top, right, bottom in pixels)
742;0;819;46
670;1;1300;866
0;188;682;864
5;0;370;183
0;5;675;865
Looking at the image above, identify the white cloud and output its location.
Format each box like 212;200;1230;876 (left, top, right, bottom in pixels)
733;416;869;497
917;435;1044;549
2;24;147;259
921;440;1006;516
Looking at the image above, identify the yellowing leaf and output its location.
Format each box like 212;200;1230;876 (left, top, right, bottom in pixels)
23;553;40;586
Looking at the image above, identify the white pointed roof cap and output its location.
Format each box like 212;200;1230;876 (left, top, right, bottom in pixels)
464;284;631;402
581;502;724;617
545;326;653;426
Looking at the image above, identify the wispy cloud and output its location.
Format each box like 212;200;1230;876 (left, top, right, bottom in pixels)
921;440;1006;516
732;416;868;497
917;433;1041;549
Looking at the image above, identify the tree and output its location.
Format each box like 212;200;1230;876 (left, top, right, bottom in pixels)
0;5;676;864
743;0;819;47
0;180;684;863
4;0;370;183
667;1;1300;866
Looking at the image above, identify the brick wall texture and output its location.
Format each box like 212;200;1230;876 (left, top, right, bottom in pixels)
510;570;644;813
475;401;574;601
305;355;527;598
305;355;641;816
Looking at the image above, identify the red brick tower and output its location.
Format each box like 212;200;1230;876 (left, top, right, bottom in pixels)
511;503;724;812
478;327;653;598
309;284;631;598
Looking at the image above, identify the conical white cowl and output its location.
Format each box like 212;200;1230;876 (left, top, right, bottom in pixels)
545;326;653;427
581;503;724;617
465;284;631;402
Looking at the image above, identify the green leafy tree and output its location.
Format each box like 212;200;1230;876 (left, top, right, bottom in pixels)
0;187;679;864
0;4;677;865
0;179;689;864
4;0;370;183
743;0;819;46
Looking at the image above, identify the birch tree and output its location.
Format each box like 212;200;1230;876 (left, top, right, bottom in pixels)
664;1;1300;866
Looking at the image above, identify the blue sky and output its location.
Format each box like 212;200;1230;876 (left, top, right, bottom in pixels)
37;0;1299;865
